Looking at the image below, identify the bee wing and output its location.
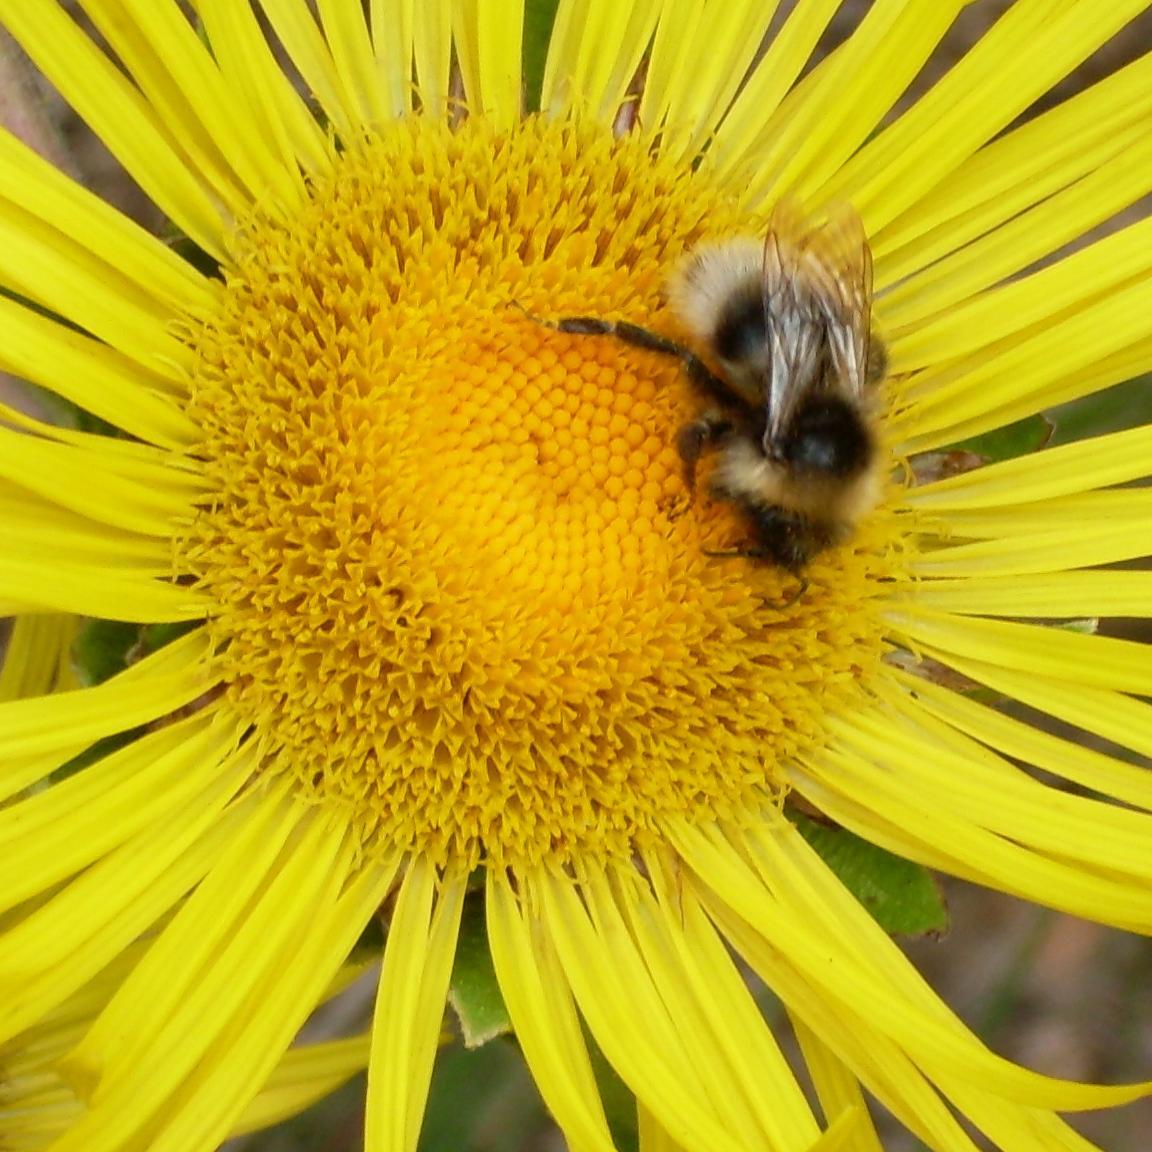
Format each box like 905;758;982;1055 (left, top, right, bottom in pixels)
804;202;874;397
762;200;827;446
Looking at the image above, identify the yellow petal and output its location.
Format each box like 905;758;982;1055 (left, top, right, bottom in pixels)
365;860;463;1152
487;870;617;1152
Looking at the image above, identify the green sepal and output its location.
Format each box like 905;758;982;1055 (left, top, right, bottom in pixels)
448;893;512;1047
793;814;949;937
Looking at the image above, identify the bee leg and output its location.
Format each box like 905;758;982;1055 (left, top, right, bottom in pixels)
515;308;735;409
701;544;809;606
675;413;732;495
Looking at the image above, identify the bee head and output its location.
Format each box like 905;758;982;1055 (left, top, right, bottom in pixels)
765;397;872;479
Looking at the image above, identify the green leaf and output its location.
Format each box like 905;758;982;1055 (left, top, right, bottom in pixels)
1047;373;1152;445
952;412;1052;462
72;619;141;686
523;0;560;114
72;618;200;687
793;814;949;937
448;894;511;1047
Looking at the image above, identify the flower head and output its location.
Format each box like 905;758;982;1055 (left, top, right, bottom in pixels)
2;2;1151;1151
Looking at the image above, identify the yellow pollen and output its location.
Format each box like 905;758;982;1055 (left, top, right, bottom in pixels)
182;117;893;869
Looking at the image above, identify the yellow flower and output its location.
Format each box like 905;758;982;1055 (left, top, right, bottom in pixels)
2;2;1151;1151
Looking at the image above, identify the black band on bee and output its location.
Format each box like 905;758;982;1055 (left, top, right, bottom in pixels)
775;396;874;478
713;290;769;367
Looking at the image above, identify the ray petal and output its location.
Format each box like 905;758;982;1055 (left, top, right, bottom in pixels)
82;0;303;211
824;0;1152;229
0;299;198;449
197;0;332;176
0;733;253;1045
317;0;390;126
0;629;212;788
535;867;748;1152
0;0;228;255
369;0;417;115
887;666;1152;812
453;0;524;127
365;861;464;1152
486;870;617;1152
872;51;1152;264
260;0;362;138
541;0;661;121
641;0;780;163
906;424;1152;509
890;608;1152;695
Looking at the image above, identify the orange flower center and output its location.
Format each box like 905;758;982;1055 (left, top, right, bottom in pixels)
183;117;895;869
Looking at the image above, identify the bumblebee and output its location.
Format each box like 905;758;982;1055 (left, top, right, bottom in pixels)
537;200;888;575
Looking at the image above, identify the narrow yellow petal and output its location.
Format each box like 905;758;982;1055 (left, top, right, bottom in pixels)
0;126;213;318
899;336;1152;455
889;213;1152;366
642;0;780;162
0;556;207;622
912;570;1152;618
637;853;826;1147
196;0;333;178
0;0;227;257
830;700;1152;883
486;871;617;1152
906;424;1152;509
0;300;197;449
542;0;660;120
706;0;840;180
692;854;1010;1151
0;423;207;536
676;818;1149;1110
5;493;172;571
82;0;288;209
63;802;329;1088
875;51;1152;265
795;745;1152;933
365;860;463;1152
0;713;234;913
261;0;361;138
891;608;1152;695
413;2;453;118
638;1101;688;1152
453;0;524;127
535;869;745;1152
232;1035;371;1136
893;274;1152;448
0;628;210;769
870;52;1152;288
825;0;1151;229
790;1018;885;1152
732;0;965;209
908;527;1147;578
890;666;1152;812
922;489;1150;541
0;614;77;702
0;736;253;1046
0;199;191;373
913;653;1152;766
369;0;417;115
316;0;391;125
143;859;394;1152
